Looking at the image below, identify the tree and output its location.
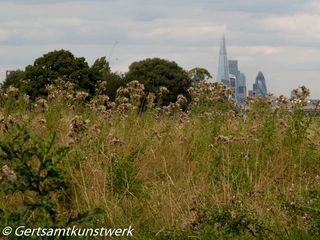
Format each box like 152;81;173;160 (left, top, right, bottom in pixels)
90;56;125;101
0;70;25;91
89;56;111;83
125;58;191;105
23;50;94;98
188;67;212;85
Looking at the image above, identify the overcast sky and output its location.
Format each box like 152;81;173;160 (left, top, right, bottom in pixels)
0;0;319;98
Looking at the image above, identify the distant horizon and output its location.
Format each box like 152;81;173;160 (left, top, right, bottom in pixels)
0;0;319;98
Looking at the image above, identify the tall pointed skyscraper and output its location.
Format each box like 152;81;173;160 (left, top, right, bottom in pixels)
217;35;230;86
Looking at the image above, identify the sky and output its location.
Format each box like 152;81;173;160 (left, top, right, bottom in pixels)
0;0;319;98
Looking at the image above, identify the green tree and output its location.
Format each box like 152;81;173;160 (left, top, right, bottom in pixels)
125;58;191;105
23;50;94;98
188;67;212;85
90;56;125;100
90;56;111;82
104;72;126;101
0;70;25;91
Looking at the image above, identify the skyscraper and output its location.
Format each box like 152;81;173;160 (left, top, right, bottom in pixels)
228;60;247;102
251;72;267;98
238;73;247;101
217;35;230;86
216;35;247;102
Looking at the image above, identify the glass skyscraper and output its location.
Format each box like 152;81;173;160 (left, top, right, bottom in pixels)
217;35;247;102
217;35;230;86
250;72;268;98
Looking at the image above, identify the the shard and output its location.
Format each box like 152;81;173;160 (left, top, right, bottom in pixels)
217;35;230;86
216;35;247;102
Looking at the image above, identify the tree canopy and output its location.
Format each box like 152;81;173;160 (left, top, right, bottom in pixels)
125;58;191;105
23;50;95;98
188;67;212;85
89;56;125;101
0;70;25;91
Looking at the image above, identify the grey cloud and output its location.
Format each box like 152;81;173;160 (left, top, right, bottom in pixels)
0;0;319;98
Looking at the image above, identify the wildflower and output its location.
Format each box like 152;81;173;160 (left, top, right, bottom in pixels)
302;213;312;221
178;112;190;123
187;87;195;94
8;115;17;125
159;86;169;95
95;80;108;94
127;80;145;94
146;92;156;108
34;98;48;112
23;94;30;103
75;91;89;101
39;118;46;125
0;165;17;182
116;87;129;96
279;119;287;129
176;95;188;107
110;137;123;145
7;85;19;95
216;135;230;144
68;115;89;144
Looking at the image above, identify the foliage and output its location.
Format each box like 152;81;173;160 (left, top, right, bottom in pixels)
0;126;104;239
90;56;126;101
22;50;95;98
90;56;111;82
108;148;144;197
188;67;212;85
125;58;191;105
0;82;319;239
0;70;26;91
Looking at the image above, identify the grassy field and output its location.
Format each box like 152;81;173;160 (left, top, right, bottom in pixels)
0;81;319;239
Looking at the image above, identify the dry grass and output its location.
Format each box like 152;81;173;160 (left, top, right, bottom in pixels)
0;82;319;239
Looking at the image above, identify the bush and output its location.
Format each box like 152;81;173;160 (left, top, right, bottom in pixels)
0;126;103;239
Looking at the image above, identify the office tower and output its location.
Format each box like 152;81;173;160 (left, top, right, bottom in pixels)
216;35;247;102
228;60;239;99
228;60;240;81
252;72;267;98
238;73;247;101
228;60;247;102
217;35;230;86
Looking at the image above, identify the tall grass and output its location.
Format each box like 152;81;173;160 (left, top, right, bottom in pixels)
0;82;319;239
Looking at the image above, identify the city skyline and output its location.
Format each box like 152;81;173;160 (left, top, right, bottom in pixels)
217;35;247;102
0;0;319;98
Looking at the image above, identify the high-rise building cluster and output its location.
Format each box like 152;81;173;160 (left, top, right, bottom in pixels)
217;35;268;102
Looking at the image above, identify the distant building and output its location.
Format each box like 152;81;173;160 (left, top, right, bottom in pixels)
228;60;247;102
217;35;247;103
217;35;230;86
237;72;247;101
251;72;268;98
228;60;240;81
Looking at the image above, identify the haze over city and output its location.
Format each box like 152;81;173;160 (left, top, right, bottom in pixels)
0;0;319;98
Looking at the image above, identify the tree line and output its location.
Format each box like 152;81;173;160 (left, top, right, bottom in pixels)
1;49;212;106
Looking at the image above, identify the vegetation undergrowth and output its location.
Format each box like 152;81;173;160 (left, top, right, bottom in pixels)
0;80;319;239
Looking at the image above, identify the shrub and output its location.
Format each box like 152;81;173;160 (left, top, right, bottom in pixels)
0;126;103;239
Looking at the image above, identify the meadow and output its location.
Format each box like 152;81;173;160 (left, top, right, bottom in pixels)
0;80;319;239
